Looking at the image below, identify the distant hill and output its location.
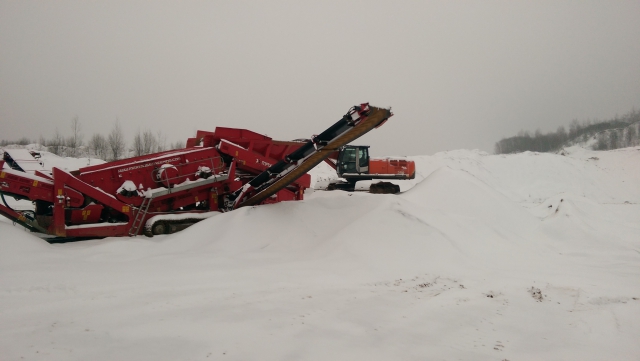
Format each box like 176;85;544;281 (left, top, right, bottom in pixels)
495;108;640;154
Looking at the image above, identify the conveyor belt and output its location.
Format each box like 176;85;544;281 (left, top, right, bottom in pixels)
232;104;392;209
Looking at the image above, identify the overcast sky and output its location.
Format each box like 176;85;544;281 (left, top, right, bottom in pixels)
1;1;639;156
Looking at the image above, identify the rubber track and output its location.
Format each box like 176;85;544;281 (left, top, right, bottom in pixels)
143;217;206;237
239;106;392;208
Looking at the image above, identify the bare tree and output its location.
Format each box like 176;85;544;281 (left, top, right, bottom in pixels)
156;130;166;152
569;119;580;139
623;124;637;147
556;126;567;143
132;129;144;157
595;132;608;150
631;124;639;147
38;134;46;150
132;129;160;156
88;133;108;160
17;137;30;145
495;107;640;154
48;128;65;155
609;129;620;149
108;119;126;160
170;140;185;150
142;129;157;154
66;116;83;157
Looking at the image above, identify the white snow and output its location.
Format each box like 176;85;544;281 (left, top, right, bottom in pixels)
0;167;54;184
38;150;106;173
2;146;106;174
145;211;221;229
308;161;340;189
195;165;212;177
219;139;248;151
1;146;639;360
2;148;45;172
117;180;138;193
65;222;128;230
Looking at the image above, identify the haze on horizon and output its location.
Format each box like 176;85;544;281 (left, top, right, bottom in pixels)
1;1;639;156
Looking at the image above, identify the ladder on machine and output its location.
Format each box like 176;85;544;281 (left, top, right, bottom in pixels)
129;196;152;236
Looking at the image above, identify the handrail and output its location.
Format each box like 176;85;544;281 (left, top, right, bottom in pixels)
150;156;225;193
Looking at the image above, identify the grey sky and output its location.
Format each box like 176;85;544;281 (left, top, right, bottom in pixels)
1;1;639;156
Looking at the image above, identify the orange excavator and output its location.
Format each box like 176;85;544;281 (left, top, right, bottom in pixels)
324;145;415;193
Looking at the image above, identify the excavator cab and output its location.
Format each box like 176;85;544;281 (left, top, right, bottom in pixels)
337;145;369;177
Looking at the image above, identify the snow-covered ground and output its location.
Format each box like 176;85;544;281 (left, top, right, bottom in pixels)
1;145;105;173
1;146;639;360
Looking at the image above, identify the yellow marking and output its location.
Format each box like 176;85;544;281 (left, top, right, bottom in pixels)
122;206;130;213
33;180;38;187
82;210;91;221
235;151;238;156
58;189;63;195
18;215;26;222
0;172;5;178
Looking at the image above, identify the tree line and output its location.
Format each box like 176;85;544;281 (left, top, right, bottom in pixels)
495;108;640;154
1;117;185;161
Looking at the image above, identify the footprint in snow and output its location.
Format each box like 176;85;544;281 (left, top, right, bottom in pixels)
529;287;544;302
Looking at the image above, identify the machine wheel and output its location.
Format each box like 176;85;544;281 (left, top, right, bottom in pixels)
145;219;201;237
151;221;168;235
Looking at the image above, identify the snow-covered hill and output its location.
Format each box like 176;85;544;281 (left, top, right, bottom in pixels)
1;147;639;360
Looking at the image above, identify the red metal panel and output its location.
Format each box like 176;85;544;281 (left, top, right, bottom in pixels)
67;204;103;225
76;148;223;196
0;168;83;206
65;223;130;238
52;167;135;236
34;170;54;180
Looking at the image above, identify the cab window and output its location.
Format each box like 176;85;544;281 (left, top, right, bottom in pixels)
358;148;368;167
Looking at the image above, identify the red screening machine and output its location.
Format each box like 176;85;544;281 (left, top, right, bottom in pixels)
0;104;393;239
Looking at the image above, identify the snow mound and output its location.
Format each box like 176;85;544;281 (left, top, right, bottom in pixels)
155;193;467;276
403;166;535;222
0;223;54;265
409;146;640;203
531;193;640;267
